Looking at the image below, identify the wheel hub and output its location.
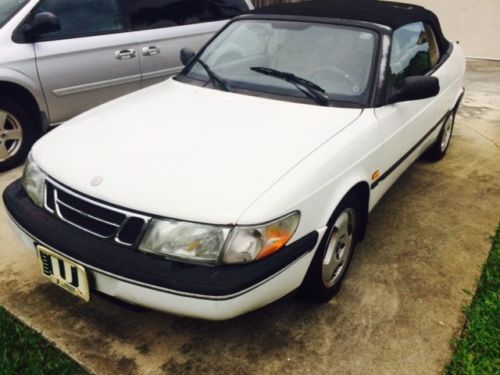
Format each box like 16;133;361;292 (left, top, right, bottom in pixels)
0;110;23;162
321;208;356;288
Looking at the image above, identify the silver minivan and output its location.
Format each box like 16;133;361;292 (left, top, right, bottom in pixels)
0;0;253;171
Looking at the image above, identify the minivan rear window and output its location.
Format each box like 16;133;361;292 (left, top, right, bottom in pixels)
121;0;250;31
0;0;29;28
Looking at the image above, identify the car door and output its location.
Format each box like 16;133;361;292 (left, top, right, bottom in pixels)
119;0;252;88
373;22;452;196
31;0;141;124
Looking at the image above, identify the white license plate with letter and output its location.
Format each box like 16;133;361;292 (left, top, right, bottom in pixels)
36;245;90;302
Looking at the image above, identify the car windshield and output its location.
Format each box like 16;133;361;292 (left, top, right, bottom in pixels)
0;0;29;28
182;19;379;106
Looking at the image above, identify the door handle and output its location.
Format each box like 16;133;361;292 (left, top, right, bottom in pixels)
115;49;136;60
142;46;161;56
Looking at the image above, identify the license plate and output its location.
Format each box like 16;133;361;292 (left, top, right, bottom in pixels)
36;245;90;302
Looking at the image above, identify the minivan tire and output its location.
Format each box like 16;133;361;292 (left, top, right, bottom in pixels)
0;96;37;172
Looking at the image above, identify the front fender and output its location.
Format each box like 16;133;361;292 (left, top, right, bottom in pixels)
449;43;466;112
0;67;47;115
238;110;381;244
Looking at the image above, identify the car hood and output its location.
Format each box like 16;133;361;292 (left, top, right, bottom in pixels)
33;79;362;224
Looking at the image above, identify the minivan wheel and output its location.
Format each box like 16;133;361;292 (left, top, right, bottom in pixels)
300;194;360;303
424;110;456;161
0;97;36;172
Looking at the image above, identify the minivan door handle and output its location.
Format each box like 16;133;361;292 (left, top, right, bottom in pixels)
115;49;137;60
141;46;161;56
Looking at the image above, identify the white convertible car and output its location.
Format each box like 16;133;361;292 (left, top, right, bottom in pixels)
4;0;465;320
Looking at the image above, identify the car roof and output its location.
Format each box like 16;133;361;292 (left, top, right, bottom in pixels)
249;0;450;51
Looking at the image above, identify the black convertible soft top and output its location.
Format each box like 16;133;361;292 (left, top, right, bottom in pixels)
250;0;450;52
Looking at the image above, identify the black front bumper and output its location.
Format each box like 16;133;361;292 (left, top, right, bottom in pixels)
3;180;318;298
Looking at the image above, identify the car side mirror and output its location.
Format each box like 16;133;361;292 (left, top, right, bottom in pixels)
388;76;440;104
180;48;196;66
24;12;61;39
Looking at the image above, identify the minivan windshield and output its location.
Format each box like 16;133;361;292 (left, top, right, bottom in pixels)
182;19;379;106
0;0;28;28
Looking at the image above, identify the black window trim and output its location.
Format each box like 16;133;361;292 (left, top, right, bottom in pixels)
12;0;128;43
121;0;250;32
381;21;454;106
12;0;252;43
177;14;386;108
389;22;436;82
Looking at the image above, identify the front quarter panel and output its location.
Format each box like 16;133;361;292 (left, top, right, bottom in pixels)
433;43;466;114
449;43;466;108
238;109;383;243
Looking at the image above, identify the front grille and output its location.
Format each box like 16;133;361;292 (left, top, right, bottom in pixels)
44;180;150;246
117;217;146;244
58;203;118;237
46;183;55;210
58;189;125;224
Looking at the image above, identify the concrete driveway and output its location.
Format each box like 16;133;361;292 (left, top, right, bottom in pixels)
0;60;499;375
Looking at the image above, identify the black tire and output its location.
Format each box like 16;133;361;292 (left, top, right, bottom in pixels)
299;194;361;303
424;110;456;162
0;96;37;172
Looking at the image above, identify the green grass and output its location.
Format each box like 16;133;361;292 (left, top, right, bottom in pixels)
447;226;500;374
0;306;88;375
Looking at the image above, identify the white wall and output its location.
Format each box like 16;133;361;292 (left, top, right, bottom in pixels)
400;0;500;60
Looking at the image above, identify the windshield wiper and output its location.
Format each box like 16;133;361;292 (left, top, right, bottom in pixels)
250;66;330;106
196;59;230;92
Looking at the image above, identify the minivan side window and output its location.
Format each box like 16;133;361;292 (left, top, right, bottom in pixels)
120;0;249;31
35;0;124;39
389;22;441;86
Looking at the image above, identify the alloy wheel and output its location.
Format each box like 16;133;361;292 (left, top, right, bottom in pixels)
321;208;357;288
0;110;23;162
440;114;454;152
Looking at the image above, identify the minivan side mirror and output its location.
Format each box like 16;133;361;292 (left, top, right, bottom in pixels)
180;48;196;66
24;12;61;39
388;76;440;104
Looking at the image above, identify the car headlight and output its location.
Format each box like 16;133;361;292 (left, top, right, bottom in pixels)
139;219;231;263
222;212;300;264
139;212;300;265
22;154;46;207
